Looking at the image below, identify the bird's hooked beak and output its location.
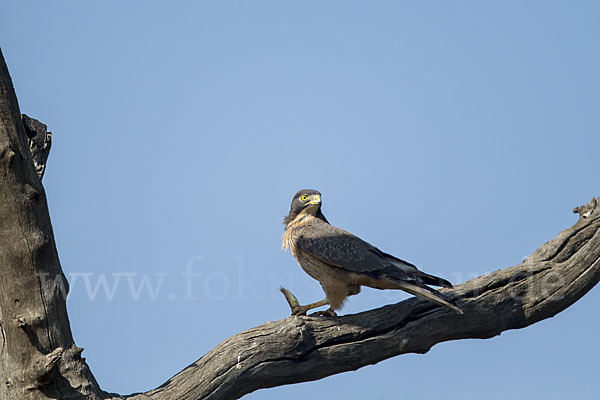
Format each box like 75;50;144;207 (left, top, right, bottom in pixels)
307;194;321;206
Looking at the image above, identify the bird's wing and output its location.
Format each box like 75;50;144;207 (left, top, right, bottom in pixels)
296;221;452;288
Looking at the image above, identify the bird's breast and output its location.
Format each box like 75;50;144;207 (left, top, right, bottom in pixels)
295;250;332;281
282;214;317;256
281;227;299;256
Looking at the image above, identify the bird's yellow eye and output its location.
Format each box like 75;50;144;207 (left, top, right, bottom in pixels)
300;194;309;202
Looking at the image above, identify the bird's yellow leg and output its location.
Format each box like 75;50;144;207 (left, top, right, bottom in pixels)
280;287;333;316
291;299;329;316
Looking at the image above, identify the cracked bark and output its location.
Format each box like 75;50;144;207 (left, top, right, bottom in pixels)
1;48;599;400
0;49;106;400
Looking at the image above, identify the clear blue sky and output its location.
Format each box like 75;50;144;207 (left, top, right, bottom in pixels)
2;1;599;399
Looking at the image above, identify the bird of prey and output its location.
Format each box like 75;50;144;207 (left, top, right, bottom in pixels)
282;189;462;316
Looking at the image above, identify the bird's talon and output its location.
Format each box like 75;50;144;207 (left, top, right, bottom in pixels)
311;309;337;317
291;306;308;316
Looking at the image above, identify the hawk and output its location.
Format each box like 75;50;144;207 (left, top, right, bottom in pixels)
282;189;462;316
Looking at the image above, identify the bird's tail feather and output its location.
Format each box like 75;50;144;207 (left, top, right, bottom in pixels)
415;272;454;288
391;279;463;314
387;259;454;288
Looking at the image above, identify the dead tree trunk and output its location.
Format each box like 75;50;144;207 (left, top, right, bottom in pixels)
0;49;107;399
1;48;599;400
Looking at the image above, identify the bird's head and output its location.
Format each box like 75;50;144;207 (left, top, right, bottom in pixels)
283;189;327;226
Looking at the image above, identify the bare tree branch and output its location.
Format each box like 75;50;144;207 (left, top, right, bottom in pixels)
124;199;600;400
1;48;598;400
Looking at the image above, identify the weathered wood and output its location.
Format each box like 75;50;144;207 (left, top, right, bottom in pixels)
0;48;105;400
1;48;599;400
22;114;52;180
129;199;600;400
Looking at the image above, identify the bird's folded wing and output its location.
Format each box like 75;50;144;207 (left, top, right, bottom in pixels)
295;224;414;280
295;223;453;288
